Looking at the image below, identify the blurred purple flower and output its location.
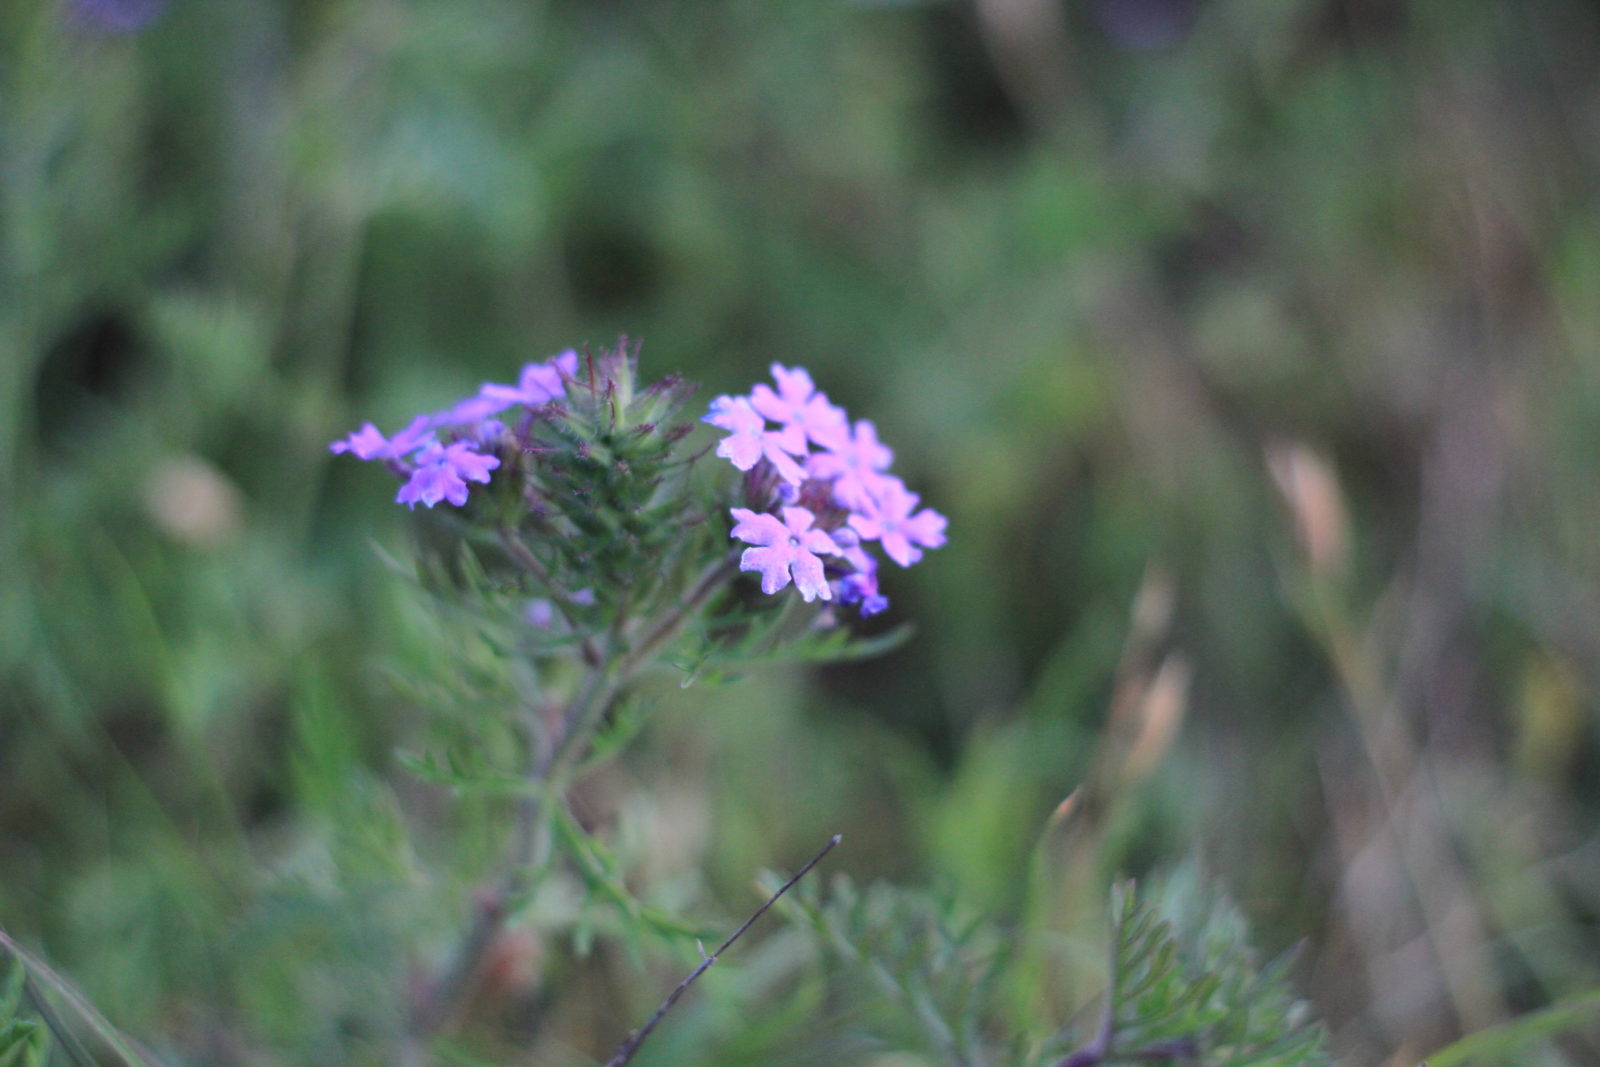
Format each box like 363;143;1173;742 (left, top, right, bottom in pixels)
749;364;847;453
835;570;889;618
1093;0;1195;50
729;506;838;601
70;0;164;33
437;350;578;425
703;395;806;484
828;526;871;572
524;586;594;630
480;349;577;407
462;418;506;447
329;415;434;461
433;394;511;426
396;442;500;509
808;419;894;510
848;476;948;567
828;529;888;617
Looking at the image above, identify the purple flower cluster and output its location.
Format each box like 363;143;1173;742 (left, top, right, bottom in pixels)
704;364;947;616
330;350;578;508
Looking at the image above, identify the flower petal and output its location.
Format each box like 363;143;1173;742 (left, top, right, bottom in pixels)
740;545;794;594
763;441;808;484
791;550;831;602
847;511;884;542
748;383;789;425
881;530;922;568
718;433;763;470
904;508;948;549
780;506;818;533
770;363;815;404
801;529;838;556
729;508;788;547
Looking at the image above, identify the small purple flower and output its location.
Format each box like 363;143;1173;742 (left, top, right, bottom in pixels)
835;571;889;618
396;442;501;509
433;393;511;426
480;349;577;408
436;350;578;425
524;586;594;629
748;364;847;453
703;395;806;484
525;599;557;630
465;418;507;447
828;526;873;573
848;476;948;567
828;529;889;616
329;415;434;460
729;506;839;601
808;419;894;510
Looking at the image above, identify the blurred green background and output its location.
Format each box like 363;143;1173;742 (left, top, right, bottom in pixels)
5;0;1600;1063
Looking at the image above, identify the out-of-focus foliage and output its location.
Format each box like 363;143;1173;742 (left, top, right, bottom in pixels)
781;873;1010;1064
771;864;1330;1066
1092;871;1330;1066
5;0;1600;1062
0;958;50;1067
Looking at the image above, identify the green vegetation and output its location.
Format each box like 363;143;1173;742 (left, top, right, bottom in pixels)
5;0;1600;1063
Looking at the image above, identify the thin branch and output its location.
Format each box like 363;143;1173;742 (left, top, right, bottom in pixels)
605;834;842;1067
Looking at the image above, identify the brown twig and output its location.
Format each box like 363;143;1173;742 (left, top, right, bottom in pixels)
605;834;842;1067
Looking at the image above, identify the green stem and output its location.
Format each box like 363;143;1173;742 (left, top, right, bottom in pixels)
542;552;739;788
404;551;739;1057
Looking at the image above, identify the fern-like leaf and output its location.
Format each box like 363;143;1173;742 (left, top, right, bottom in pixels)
1055;869;1331;1067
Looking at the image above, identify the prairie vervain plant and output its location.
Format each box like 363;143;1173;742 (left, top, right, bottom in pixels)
325;339;944;1060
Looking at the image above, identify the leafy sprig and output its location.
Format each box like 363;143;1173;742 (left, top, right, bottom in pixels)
780;874;1012;1066
1056;870;1330;1067
776;866;1331;1067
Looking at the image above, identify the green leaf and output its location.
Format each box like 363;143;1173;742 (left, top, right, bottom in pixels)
395;747;538;796
1070;868;1332;1067
550;805;717;946
0;930;158;1067
1423;987;1600;1067
775;874;1009;1063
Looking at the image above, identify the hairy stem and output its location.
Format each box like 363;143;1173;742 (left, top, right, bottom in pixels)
404;660;612;1057
403;551;739;1059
